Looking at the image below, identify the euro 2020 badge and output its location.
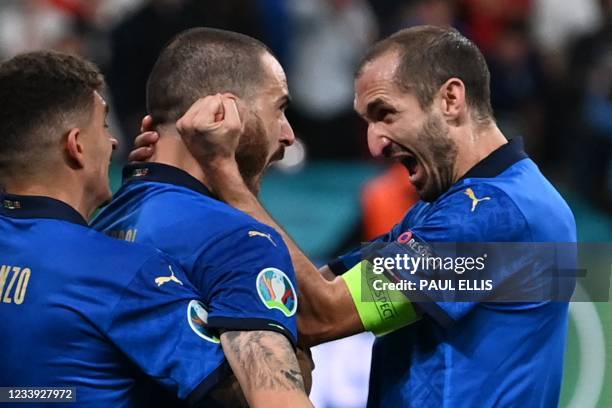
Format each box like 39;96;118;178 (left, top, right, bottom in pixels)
256;268;297;317
187;300;220;343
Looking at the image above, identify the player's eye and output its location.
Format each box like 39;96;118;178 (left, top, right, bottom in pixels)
376;109;394;123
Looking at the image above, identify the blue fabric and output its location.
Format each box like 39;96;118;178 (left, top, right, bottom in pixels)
0;194;227;407
93;163;298;345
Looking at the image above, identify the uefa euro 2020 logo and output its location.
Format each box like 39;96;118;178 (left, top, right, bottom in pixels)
256;268;297;317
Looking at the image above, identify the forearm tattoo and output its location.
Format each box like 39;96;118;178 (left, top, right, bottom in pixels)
221;330;305;392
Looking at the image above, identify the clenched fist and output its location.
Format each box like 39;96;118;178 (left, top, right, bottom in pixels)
176;93;244;162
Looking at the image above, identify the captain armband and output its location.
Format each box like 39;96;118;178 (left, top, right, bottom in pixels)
341;261;420;337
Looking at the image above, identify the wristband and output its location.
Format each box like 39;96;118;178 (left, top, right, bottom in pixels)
341;261;420;336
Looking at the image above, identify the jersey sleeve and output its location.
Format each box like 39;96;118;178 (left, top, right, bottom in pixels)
201;224;298;345
104;252;230;403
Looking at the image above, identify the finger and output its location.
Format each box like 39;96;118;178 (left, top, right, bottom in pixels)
128;146;154;163
192;111;222;132
232;98;249;134
133;131;159;149
181;94;223;125
220;96;242;133
189;94;225;132
178;94;224;133
140;115;154;133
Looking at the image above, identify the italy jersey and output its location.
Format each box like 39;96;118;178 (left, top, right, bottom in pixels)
92;163;298;345
329;139;577;407
0;193;229;407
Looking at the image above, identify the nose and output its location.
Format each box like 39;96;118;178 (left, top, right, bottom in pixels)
110;137;119;151
280;116;295;147
367;123;391;158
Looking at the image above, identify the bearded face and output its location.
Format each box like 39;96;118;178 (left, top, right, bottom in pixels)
235;111;285;195
383;112;458;202
355;52;460;202
227;52;294;195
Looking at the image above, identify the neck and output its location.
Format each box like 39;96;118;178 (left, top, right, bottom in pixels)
152;125;262;196
151;125;213;190
1;174;97;221
453;120;507;182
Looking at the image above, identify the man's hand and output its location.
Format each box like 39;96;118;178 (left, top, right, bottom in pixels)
176;94;243;164
128;115;158;163
129;94;243;165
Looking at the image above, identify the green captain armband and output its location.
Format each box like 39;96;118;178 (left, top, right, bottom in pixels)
341;261;420;336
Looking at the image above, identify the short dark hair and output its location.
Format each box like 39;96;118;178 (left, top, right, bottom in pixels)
358;25;493;120
0;50;104;176
147;27;273;125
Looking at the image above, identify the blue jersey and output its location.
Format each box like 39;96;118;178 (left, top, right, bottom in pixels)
329;139;577;407
0;194;228;407
92;163;298;345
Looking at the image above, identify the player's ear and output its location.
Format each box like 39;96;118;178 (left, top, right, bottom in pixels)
439;77;467;125
65;127;86;169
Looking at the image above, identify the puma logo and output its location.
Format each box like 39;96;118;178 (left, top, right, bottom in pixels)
248;230;277;246
464;188;491;212
155;266;183;287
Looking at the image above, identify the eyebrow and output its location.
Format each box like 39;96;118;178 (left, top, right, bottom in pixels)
365;98;394;119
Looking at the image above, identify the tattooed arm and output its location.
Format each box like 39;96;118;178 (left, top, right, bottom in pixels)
220;330;313;408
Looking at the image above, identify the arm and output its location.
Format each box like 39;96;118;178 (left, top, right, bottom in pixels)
220;330;312;408
201;348;318;408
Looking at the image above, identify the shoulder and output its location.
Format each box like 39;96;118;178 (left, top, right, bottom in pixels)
210;220;287;259
81;227;171;275
138;181;264;226
42;225;177;316
113;180;268;232
407;181;530;242
471;159;576;241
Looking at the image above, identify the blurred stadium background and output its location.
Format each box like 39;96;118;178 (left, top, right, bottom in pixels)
1;0;610;406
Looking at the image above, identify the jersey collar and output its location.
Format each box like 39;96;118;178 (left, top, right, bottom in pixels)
0;192;88;226
122;163;214;198
458;137;528;181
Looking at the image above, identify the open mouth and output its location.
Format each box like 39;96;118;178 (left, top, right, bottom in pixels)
395;152;425;188
270;146;285;164
382;143;426;188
